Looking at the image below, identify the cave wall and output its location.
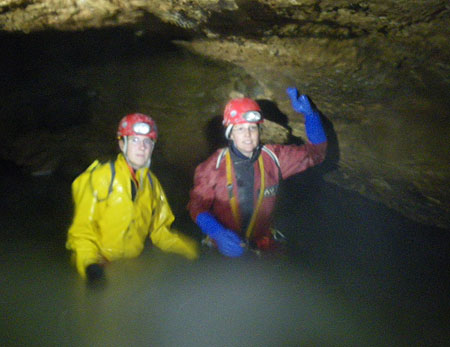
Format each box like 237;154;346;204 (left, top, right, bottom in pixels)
1;0;449;228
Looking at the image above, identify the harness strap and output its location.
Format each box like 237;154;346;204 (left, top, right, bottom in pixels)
245;154;265;240
108;161;116;196
261;146;281;181
225;150;266;240
88;161;114;202
261;146;280;168
216;148;228;169
225;150;241;230
92;161;153;202
147;170;154;190
88;161;101;201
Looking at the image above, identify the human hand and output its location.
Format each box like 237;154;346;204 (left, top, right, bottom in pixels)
196;212;245;257
212;228;245;257
86;263;105;283
287;87;326;144
286;87;315;116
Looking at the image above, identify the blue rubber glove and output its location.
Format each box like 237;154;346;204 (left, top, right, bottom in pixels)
196;212;244;257
286;87;327;144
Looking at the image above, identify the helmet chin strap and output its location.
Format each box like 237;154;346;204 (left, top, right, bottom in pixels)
122;136;128;159
225;125;233;139
122;136;153;169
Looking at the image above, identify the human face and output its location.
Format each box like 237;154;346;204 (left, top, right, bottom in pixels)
119;135;154;170
230;123;259;158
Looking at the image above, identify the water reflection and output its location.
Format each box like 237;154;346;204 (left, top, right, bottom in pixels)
1;29;449;347
1;242;390;346
1;171;449;346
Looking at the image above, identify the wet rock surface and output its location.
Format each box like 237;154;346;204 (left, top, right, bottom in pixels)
0;1;449;227
1;4;449;346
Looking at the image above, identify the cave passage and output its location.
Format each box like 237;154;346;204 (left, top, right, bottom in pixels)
1;29;449;346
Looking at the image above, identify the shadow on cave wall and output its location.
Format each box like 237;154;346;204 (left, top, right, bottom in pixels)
258;98;340;175
0;28;199;179
202;97;340;177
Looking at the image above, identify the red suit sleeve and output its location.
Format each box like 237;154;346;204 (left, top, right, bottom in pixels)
187;150;221;222
269;141;327;180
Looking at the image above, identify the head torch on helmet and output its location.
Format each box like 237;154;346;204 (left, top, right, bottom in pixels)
117;113;158;141
223;98;263;139
223;98;263;127
242;111;262;123
132;122;151;135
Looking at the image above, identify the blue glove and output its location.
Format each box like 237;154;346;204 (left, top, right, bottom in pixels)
196;212;244;257
286;87;326;144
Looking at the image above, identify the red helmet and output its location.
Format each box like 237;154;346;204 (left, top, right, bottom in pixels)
223;98;263;127
117;113;158;142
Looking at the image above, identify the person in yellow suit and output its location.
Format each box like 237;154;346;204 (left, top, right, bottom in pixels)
66;113;199;282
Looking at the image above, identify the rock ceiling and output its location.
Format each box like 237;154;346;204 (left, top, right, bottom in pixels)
1;1;448;67
1;0;449;228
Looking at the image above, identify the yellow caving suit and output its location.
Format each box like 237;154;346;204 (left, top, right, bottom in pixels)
66;154;198;278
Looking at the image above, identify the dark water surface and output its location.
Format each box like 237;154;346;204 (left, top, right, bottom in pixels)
1;166;449;347
1;29;449;347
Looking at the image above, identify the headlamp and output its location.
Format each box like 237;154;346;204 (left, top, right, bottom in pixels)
242;111;261;122
133;122;151;135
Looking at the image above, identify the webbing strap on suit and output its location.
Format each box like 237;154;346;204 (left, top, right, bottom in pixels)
89;161;154;202
225;150;265;241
